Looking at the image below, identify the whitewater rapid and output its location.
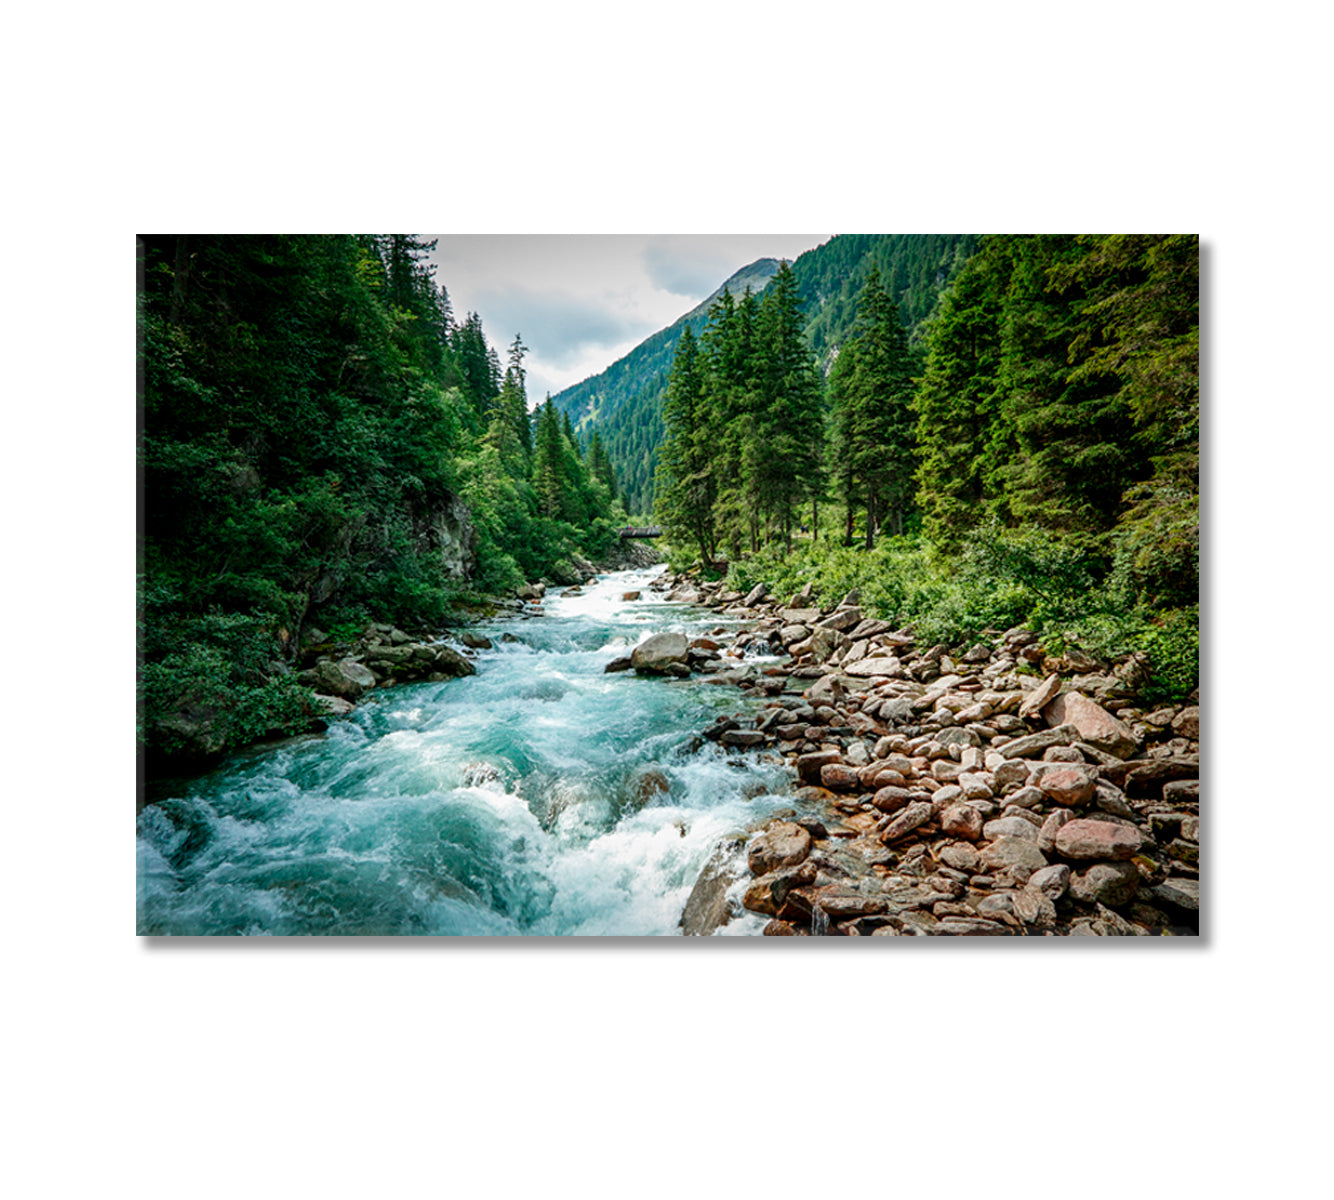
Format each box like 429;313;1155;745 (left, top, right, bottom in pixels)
137;567;798;935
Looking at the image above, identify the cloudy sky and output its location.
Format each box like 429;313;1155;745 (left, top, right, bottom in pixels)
425;235;831;406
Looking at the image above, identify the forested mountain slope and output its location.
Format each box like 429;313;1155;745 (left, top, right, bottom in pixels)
139;234;625;772
564;235;976;513
553;257;784;431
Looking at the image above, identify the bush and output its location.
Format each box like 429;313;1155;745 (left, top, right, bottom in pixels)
723;522;1198;700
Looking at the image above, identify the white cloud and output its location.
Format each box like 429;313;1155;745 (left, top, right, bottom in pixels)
424;235;829;405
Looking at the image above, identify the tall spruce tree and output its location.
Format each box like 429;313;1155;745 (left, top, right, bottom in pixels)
828;266;916;546
752;261;824;549
654;325;716;564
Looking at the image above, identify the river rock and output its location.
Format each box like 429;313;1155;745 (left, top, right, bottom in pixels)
315;657;377;699
940;842;981;872
1029;864;1071;899
941;804;984;840
820;763;862;790
621;590;641;601
1006;785;1045;810
1019;673;1063;720
936;917;1011;936
1038;808;1074;853
748;821;813;876
1055;818;1143;861
979;837;1048;874
742;583;769;607
983;816;1040;842
1014;886;1058;928
604;656;633;673
312;693;356;716
460;632;492;650
878;801;934;843
680;843;743;935
743;861;819;917
994;759;1031;791
797;749;842;785
721;729;765;748
1069;861;1141;907
999;725;1078;759
1151;877;1200;913
1171;706;1200;740
1030;762;1097;806
631;631;690;673
1044;691;1138;759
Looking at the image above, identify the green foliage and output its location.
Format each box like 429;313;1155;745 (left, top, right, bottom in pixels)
725;524;1198;701
138;612;312;756
140;234;623;770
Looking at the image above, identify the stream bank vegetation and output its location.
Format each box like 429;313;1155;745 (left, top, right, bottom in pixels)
139;235;628;771
651;236;1199;707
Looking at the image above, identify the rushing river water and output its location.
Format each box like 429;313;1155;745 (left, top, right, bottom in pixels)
137;567;801;936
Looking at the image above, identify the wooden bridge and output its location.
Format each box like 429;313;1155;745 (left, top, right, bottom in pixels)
618;526;662;539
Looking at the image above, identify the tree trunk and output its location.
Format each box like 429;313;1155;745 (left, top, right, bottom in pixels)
865;488;877;551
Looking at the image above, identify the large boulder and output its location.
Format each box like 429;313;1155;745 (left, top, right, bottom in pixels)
315;657;377;699
680;842;744;935
631;631;690;674
1044;692;1138;759
429;644;476;678
748;822;813;876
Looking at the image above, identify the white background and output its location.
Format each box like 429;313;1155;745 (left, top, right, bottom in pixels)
3;2;1327;1196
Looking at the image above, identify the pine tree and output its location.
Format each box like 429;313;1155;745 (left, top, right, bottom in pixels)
828;266;916;546
653;325;716;564
752;261;823;549
913;238;1011;544
532;399;567;518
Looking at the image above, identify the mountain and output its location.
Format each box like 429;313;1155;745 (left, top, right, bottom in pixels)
557;235;978;515
552;257;785;432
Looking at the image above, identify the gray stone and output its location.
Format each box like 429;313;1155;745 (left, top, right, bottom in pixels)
939;843;980;872
1069;861;1141;907
1044;691;1139;759
1019;673;1062;720
979;837;1048;874
935;917;1012;936
958;771;995;800
1055;818;1144;861
983;816;1040;842
1029;864;1071;899
312;693;355;716
1000;725;1078;759
631;631;690;673
1151;877;1200;912
1171;706;1200;740
721;729;766;748
1014;886;1058;927
1037;808;1074;854
1006;785;1046;810
680;844;744;935
994;759;1032;791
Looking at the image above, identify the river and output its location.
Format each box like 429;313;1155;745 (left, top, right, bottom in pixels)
136;566;800;935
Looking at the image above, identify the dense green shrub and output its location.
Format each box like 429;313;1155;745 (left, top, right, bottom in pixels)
725;523;1197;700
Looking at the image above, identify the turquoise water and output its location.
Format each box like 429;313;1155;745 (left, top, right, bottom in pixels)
137;568;798;935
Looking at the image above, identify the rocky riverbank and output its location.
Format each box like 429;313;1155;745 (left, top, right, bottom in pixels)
642;570;1200;937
